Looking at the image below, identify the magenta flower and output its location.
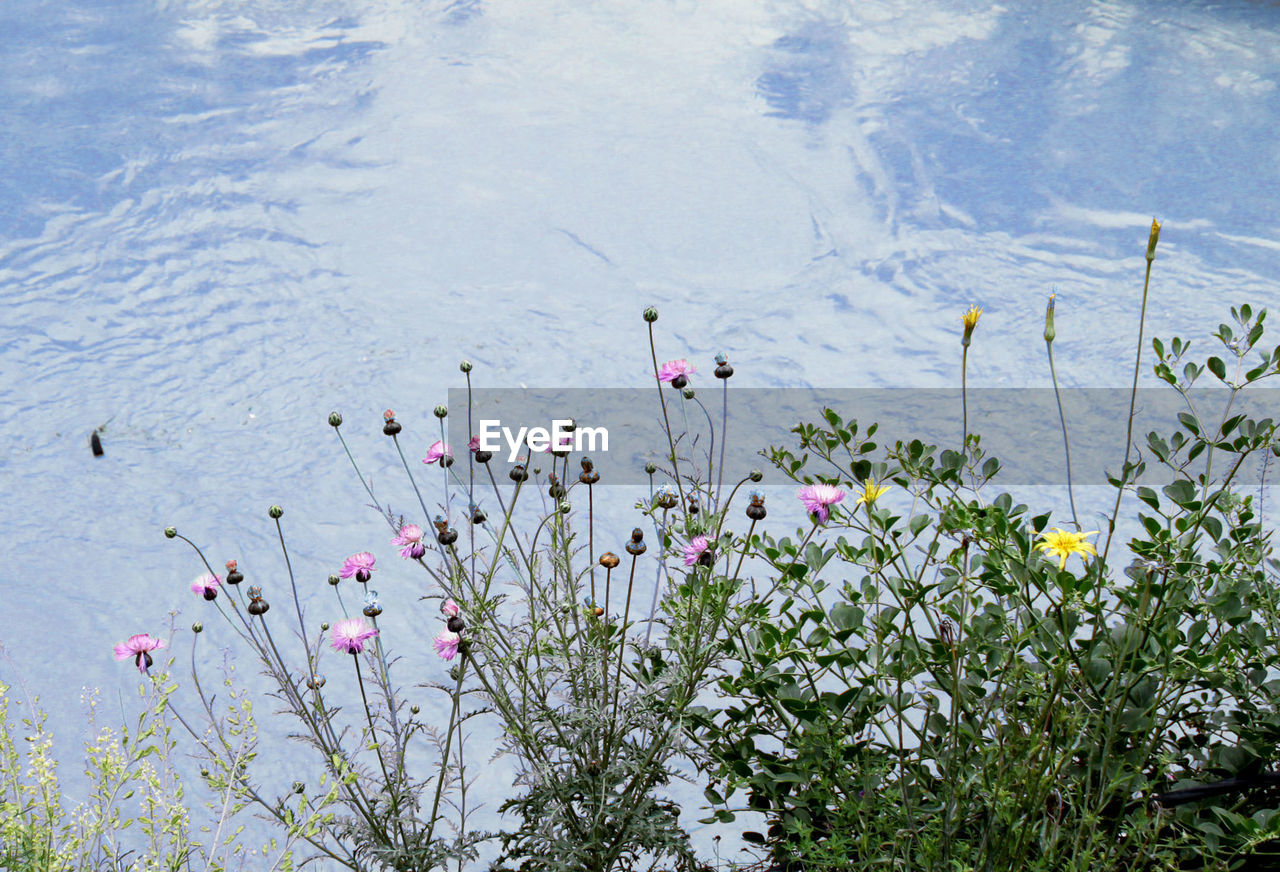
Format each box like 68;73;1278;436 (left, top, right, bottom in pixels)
340;552;376;583
441;598;460;617
423;441;453;466
329;618;379;654
433;629;461;661
190;573;221;601
657;359;696;384
468;435;482;452
798;483;845;523
683;535;711;566
113;634;166;674
392;524;426;559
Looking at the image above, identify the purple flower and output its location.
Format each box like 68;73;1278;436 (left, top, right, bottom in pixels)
340;552;376;583
190;574;221;601
433;629;461;661
329;618;378;654
441;598;460;617
798;483;845;524
656;359;695;383
392;524;426;559
468;435;482;453
113;634;166;674
423;441;453;466
683;535;710;566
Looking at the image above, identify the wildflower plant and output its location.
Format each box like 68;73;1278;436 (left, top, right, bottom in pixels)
315;321;780;872
0;637;277;871
686;227;1280;870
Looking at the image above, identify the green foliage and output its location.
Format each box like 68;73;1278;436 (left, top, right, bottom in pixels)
690;304;1280;871
0;670;270;872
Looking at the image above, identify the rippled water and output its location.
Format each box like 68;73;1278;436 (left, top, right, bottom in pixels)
4;0;1279;863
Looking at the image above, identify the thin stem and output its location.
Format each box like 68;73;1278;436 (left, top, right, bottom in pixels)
392;433;432;523
648;322;687;509
1100;233;1158;572
274;517;313;673
1047;336;1081;530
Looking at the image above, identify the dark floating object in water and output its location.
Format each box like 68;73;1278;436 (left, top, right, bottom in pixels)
91;431;103;457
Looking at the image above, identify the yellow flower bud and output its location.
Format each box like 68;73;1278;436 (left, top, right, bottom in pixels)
1146;217;1161;261
1044;293;1056;344
961;305;982;347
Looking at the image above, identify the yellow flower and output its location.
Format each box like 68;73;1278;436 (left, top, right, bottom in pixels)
1035;527;1098;569
854;478;890;507
961;305;982;346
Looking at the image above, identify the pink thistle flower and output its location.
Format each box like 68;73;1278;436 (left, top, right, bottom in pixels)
329;617;379;654
468;435;481;452
683;535;711;566
113;634;166;674
190;574;221;601
340;552;376;583
441;598;460;617
391;524;426;559
798;483;845;524
423;441;453;466
657;359;696;384
433;629;461;661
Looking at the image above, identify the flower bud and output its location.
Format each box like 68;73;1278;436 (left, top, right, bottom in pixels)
321;622;330;631
434;405;448;419
593;606;605;617
643;307;659;323
682;387;695;400
459;360;473;373
559;501;572;514
383;410;402;436
292;781;305;794
192;622;203;633
1146;217;1161;261
749;469;763;483
410;705;420;715
714;353;734;379
269;505;284;519
307;673;326;689
447;615;465;633
328;412;343;427
1044;293;1056;344
471;507;486;525
961;306;982;347
509;464;528;482
328;574;340;586
626;528;647;555
164;526;177;539
599;552;621;569
644;462;657;475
